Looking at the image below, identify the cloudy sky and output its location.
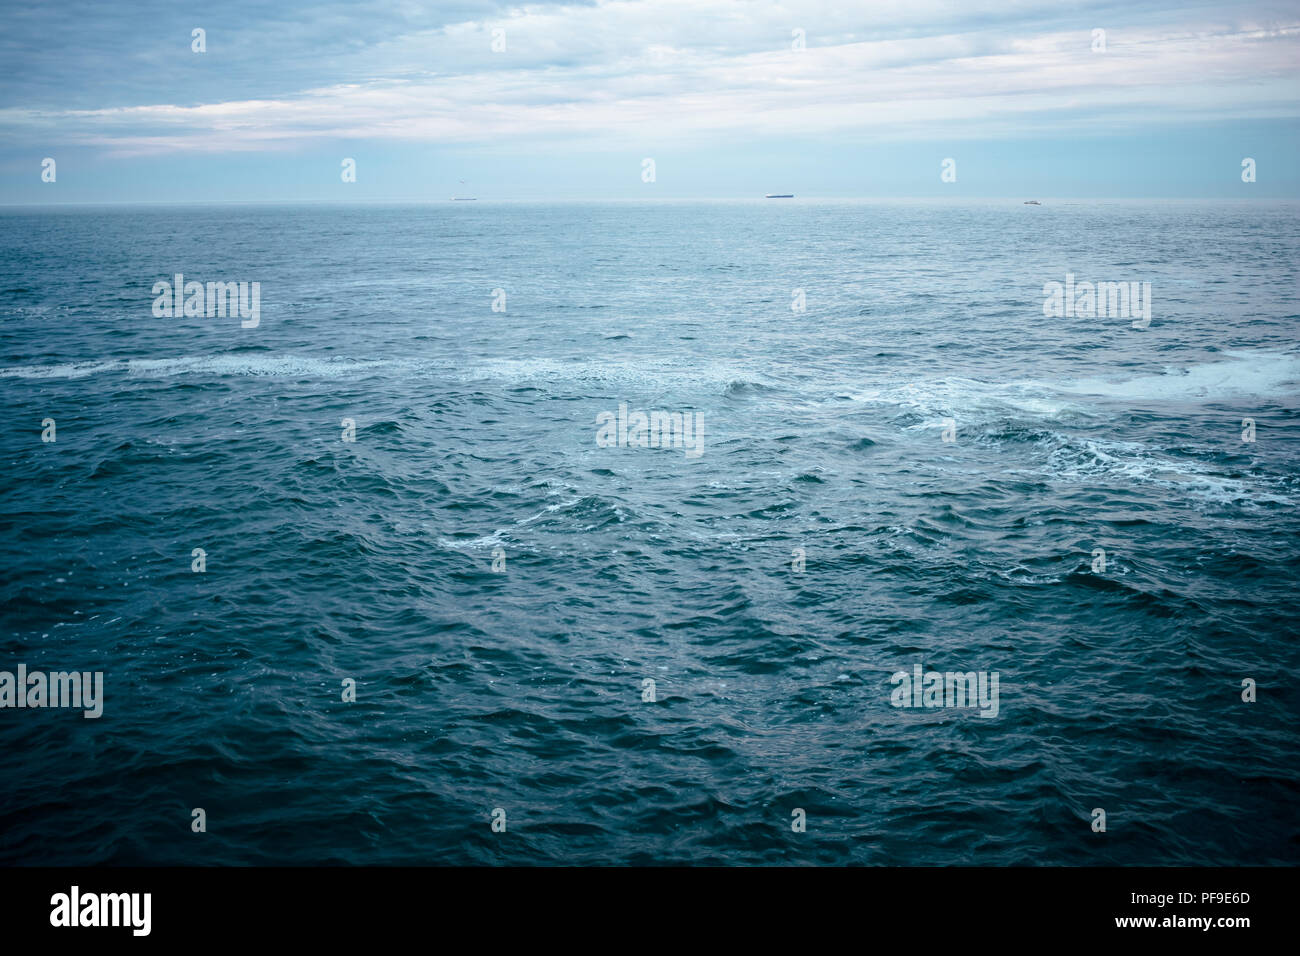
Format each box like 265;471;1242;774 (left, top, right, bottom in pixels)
2;0;1298;201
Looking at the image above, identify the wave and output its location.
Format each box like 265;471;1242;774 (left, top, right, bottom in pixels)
839;351;1299;424
0;360;124;380
6;351;1296;415
846;378;1089;425
457;357;769;395
0;354;396;380
1059;351;1300;403
1034;435;1292;505
0;352;774;393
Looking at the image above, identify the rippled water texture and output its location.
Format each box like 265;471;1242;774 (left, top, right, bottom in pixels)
1;200;1297;864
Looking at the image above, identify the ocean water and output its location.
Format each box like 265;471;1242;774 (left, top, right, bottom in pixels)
0;199;1297;866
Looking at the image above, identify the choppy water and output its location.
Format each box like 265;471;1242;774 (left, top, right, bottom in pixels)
1;200;1297;865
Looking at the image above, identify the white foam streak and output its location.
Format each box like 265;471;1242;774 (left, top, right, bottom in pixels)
1060;351;1300;403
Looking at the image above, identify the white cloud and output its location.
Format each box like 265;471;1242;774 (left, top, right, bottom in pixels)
3;1;1298;154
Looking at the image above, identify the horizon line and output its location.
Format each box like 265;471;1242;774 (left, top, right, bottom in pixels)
1;196;1291;209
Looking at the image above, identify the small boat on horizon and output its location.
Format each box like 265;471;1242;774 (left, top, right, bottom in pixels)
1023;200;1041;205
765;194;794;199
451;197;478;201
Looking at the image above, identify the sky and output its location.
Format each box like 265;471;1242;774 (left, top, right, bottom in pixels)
1;0;1298;202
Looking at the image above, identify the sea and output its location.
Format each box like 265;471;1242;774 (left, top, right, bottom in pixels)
0;199;1297;865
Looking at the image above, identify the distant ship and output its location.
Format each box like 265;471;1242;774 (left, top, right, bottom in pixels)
1023;200;1041;205
451;197;478;201
765;193;794;199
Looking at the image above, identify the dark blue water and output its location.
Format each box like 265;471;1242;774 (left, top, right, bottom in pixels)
1;200;1297;865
